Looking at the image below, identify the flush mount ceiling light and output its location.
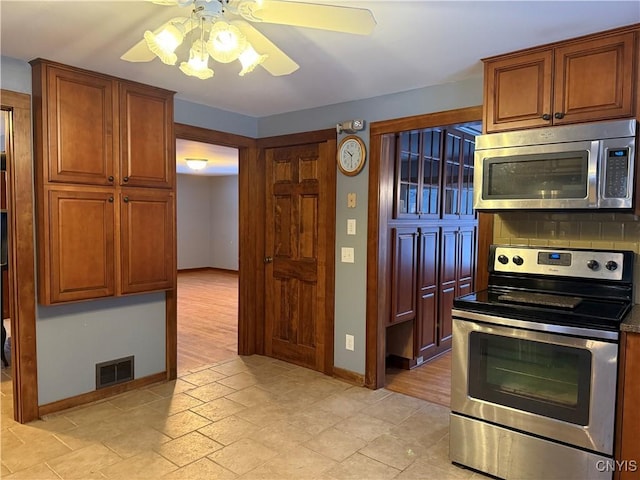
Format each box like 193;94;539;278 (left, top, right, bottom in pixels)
186;158;209;170
121;0;376;79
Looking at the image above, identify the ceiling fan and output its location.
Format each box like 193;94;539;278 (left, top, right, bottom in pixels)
121;0;376;79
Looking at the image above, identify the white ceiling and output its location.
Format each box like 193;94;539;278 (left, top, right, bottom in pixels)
1;1;639;175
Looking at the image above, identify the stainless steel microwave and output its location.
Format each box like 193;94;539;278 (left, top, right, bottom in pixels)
474;119;637;210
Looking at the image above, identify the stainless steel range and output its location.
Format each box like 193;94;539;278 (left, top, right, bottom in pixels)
450;245;635;480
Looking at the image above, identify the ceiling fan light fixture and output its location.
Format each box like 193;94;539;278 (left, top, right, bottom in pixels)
144;22;187;65
179;39;214;79
207;21;247;63
238;44;267;76
186;158;208;170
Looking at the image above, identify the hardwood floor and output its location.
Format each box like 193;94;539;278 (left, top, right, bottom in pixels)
177;268;452;406
177;268;239;373
385;351;452;407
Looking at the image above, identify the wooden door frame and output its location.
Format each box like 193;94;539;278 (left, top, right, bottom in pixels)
2;89;39;423
365;105;493;389
170;123;258;377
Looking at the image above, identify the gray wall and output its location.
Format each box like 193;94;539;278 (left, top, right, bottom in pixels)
177;173;239;271
2;53;481;401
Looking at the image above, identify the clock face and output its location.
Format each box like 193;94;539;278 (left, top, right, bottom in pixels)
338;136;366;176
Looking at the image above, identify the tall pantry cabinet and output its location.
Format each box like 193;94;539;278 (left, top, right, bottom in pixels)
30;59;176;305
386;126;478;367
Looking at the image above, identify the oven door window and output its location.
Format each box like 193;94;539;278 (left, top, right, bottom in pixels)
468;332;591;425
483;151;589;200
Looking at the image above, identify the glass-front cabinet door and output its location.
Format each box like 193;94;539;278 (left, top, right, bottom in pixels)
395;126;476;219
395;128;443;219
442;128;476;219
397;130;421;217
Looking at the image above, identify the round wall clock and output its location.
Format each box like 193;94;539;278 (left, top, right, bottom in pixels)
337;135;366;176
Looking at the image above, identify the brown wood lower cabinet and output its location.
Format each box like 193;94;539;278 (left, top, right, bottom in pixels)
388;223;475;367
615;331;640;480
415;227;439;359
38;187;174;304
439;226;475;348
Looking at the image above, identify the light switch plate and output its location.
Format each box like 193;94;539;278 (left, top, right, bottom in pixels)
341;247;355;263
347;219;356;235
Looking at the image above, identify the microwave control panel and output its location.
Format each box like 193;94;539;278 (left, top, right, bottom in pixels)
604;148;630;198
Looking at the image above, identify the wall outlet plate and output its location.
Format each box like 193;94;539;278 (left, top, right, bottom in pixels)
346;334;355;351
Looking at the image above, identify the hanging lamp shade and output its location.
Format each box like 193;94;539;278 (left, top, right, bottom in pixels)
180;39;214;79
207;21;247;63
238;44;267;76
144;21;187;65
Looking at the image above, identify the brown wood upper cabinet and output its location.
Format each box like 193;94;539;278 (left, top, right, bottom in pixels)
484;29;637;133
31;59;176;305
119;82;174;189
31;60;174;188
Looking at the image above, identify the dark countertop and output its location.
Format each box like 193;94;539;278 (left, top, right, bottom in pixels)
621;305;640;333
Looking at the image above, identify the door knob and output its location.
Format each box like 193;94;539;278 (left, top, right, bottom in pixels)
264;256;273;264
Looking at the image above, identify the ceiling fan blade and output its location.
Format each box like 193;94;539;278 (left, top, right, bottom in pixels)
233;20;299;76
121;38;157;62
241;0;376;35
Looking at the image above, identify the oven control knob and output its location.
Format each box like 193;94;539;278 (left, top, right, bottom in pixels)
512;255;524;266
605;261;618;271
498;254;509;265
587;260;600;270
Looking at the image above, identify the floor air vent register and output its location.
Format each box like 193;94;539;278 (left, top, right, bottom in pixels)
96;356;134;389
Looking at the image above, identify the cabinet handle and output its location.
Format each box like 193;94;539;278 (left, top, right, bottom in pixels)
123;196;129;203
108;175;114;182
123;176;129;182
554;112;565;119
542;114;551;121
108;196;114;203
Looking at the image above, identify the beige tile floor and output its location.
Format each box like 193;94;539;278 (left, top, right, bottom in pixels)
1;355;484;479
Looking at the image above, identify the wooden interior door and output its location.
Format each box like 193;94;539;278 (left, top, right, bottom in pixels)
264;142;330;372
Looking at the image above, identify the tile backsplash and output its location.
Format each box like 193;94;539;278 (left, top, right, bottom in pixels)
493;212;640;303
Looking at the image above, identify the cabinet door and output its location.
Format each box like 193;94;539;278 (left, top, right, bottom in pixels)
119;189;175;294
419;128;443;219
459;134;476;219
415;227;439;358
119;82;174;189
395;131;421;218
44;66;116;186
442;128;477;219
456;226;476;297
43;188;115;304
484;49;553;133
390;227;417;325
553;32;635;125
616;332;640;480
439;227;457;345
